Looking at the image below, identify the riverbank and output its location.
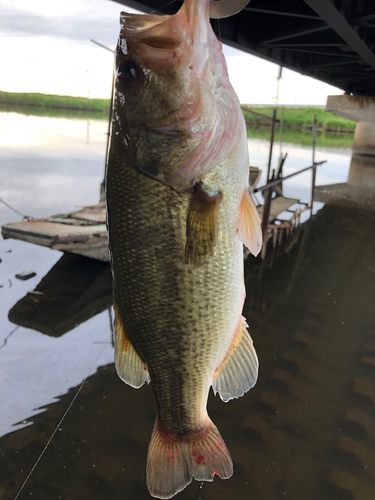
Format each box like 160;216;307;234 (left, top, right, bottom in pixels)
242;106;355;133
0;91;356;134
0;91;108;113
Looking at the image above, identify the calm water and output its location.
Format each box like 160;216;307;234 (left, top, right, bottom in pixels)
1;112;374;500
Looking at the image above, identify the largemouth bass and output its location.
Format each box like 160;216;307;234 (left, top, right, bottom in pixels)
106;0;262;498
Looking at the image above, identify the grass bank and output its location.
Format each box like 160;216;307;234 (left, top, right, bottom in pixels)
0;91;110;113
0;91;356;141
0;102;108;120
247;126;353;149
242;106;356;133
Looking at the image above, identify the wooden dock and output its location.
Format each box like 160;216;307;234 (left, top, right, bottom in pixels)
1;195;306;262
1;202;108;261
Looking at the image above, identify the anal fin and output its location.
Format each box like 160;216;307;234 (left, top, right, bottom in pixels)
113;298;150;389
238;188;262;257
212;316;258;402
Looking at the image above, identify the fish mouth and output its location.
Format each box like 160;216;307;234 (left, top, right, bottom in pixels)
120;11;185;50
119;1;211;70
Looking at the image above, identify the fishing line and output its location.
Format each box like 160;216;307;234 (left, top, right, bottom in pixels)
13;333;112;500
0;325;19;350
0;197;34;220
149;0;178;15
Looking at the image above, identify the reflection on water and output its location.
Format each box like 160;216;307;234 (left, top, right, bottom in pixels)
0;111;352;225
8;254;113;337
1;205;375;500
1;111;374;499
0;112;107;226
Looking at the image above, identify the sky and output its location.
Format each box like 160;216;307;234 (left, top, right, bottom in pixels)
0;0;343;105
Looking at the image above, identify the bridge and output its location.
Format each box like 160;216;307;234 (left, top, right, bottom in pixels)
112;0;375;96
112;0;375;208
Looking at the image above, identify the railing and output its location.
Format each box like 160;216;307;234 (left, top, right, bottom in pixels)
254;159;326;257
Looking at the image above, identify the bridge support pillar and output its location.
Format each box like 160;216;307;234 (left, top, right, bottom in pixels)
315;95;375;210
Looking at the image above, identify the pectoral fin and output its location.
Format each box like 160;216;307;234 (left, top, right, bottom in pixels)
113;298;150;389
185;183;222;267
238;189;262;257
212;316;258;402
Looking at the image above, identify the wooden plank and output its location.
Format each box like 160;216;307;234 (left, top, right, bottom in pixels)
73;210;106;223
1;201;108;259
47;217;90;226
257;196;299;221
53;238;109;261
1;220;106;246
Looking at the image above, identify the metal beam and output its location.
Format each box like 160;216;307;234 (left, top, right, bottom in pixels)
336;73;375;83
311;58;361;68
243;7;320;20
111;0;374;95
319;67;372;72
352;13;375;25
262;24;330;45
269;43;348;47
272;48;358;57
303;0;375;71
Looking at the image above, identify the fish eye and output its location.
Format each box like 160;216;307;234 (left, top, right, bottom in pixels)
117;61;137;87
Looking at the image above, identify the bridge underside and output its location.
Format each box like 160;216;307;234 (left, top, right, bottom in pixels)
112;0;375;96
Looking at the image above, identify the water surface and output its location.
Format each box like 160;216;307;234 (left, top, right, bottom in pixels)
1;112;374;500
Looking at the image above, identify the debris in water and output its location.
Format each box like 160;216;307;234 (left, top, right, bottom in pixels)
15;270;36;281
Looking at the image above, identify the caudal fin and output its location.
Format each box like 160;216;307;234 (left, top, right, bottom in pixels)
146;416;233;499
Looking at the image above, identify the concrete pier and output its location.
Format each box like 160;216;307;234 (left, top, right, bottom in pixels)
315;95;375;211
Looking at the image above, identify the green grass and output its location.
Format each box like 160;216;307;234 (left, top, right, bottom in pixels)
0;91;110;113
247;126;353;149
0;102;108;120
242;106;356;133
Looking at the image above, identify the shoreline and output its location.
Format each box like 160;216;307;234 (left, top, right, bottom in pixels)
0;91;356;134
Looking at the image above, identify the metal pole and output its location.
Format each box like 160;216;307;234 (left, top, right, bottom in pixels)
266;109;277;182
90;39;114;53
275;65;282;105
310;114;317;213
254;160;326;193
312;113;317;164
261;171;274;258
279;105;284;163
277;152;288;196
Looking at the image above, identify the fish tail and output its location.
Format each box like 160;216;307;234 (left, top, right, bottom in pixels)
146;415;233;499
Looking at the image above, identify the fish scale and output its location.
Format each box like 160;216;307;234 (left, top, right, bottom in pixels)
106;0;261;497
108;144;245;433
